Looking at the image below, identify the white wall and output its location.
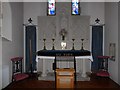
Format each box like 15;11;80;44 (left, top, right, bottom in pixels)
38;16;90;50
118;2;120;85
24;2;46;25
2;2;23;88
23;2;105;50
81;2;105;24
105;2;118;83
0;37;2;89
0;1;2;89
0;1;2;35
23;2;105;27
2;2;12;41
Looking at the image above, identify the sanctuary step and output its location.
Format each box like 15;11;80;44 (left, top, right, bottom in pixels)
38;72;90;81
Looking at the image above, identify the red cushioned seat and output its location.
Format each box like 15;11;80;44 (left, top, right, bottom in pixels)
13;73;29;81
11;57;29;82
97;56;110;59
97;70;110;77
97;56;110;77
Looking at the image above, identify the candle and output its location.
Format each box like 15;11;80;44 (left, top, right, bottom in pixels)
43;33;45;39
72;32;75;39
52;33;55;39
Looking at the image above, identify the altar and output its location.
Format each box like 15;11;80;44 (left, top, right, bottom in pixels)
36;50;93;80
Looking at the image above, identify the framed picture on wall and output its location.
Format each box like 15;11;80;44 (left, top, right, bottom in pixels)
109;43;116;61
71;0;80;15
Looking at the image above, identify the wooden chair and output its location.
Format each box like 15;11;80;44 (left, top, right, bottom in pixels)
11;57;29;82
96;56;110;77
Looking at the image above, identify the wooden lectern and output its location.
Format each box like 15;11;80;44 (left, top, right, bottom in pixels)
55;68;75;88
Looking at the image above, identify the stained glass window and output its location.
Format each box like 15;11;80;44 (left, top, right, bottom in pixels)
47;0;56;15
72;0;80;15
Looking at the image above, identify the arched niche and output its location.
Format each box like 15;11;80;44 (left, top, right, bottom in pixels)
2;2;12;41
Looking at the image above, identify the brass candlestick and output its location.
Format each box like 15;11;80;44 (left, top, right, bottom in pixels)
52;38;55;50
81;39;84;50
72;39;75;50
43;38;46;50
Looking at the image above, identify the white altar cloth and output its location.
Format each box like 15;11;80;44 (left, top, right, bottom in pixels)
36;55;93;77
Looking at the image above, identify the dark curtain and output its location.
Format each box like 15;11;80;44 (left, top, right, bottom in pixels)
25;26;36;73
91;26;103;71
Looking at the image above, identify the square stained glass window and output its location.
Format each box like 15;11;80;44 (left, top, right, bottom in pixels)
47;0;56;16
71;0;80;15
